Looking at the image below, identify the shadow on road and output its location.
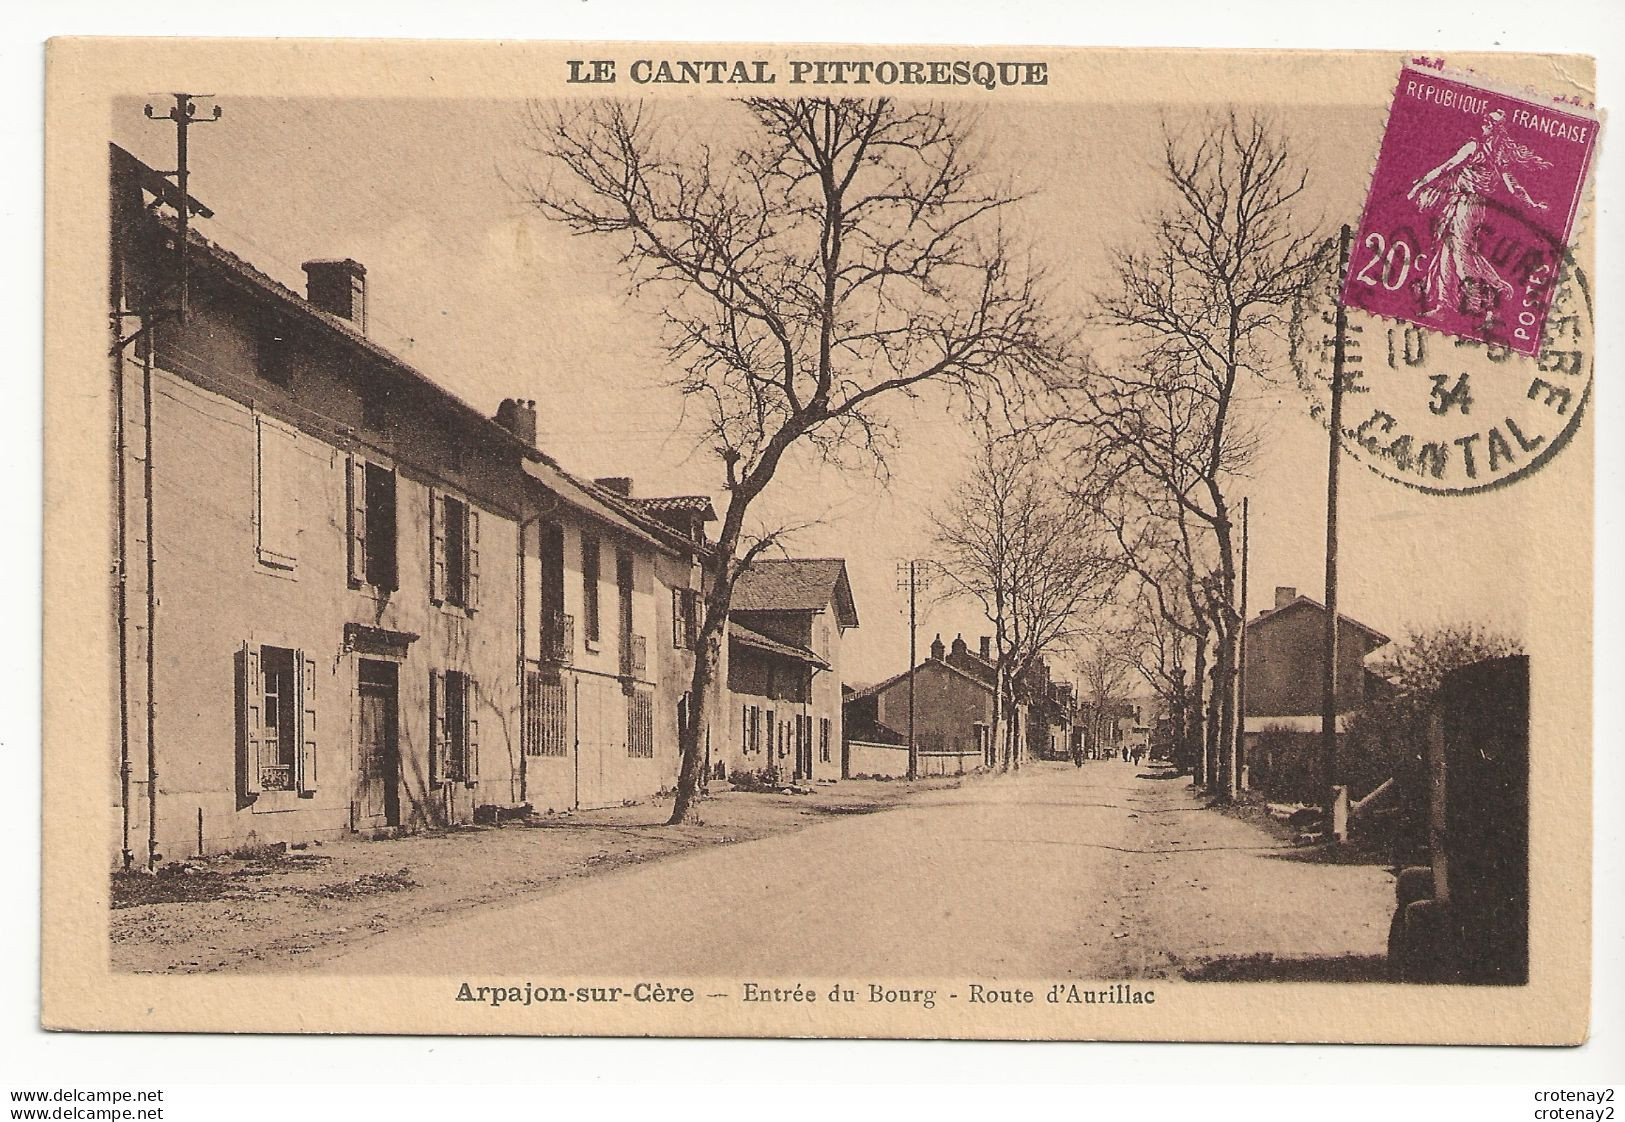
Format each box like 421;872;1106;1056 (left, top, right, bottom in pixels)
1180;953;1391;982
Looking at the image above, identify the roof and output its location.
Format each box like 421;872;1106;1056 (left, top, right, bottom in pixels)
114;144;686;557
634;495;718;519
732;559;859;628
727;621;830;670
844;657;992;703
1246;595;1391;650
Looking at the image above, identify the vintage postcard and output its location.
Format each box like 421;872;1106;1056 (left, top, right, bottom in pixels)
43;40;1594;1042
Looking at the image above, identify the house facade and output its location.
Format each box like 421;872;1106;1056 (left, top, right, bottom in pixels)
723;559;858;782
109;144;723;864
1242;585;1392;800
841;634;992;778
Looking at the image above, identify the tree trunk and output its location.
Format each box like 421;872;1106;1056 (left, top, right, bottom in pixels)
1190;637;1209;786
668;570;732;824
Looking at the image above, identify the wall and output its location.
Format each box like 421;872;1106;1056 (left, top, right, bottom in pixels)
1245;604;1374;717
845;741;984;779
117;334;522;862
871;661;992;756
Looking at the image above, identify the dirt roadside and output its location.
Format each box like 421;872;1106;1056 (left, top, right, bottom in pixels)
110;775;975;974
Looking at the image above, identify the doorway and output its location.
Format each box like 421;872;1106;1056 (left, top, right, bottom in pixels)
356;659;401;828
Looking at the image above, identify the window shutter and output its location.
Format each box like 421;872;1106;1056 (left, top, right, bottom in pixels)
429;670;446;787
347;454;367;587
429;490;445;604
672;588;683;649
255;417;300;568
242;641;264;795
465;710;480;788
298;652;319;793
465;507;481;610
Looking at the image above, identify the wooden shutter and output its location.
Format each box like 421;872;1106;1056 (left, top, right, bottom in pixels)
429;670;446;786
242;641;264;795
255;417;299;568
465;703;480;788
428;490;445;603
672;588;683;649
465;507;481;610
298;652;319;793
347;454;367;586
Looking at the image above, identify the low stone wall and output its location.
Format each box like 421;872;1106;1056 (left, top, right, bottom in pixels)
845;740;983;779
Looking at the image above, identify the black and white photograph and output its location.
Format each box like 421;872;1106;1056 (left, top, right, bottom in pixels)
37;37;1601;1055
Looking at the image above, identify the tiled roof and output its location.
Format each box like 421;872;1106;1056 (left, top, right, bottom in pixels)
732;558;859;628
844;657;993;703
635;495;718;518
1247;595;1391;650
727;621;830;670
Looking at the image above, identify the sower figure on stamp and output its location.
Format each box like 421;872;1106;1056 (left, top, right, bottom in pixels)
1407;107;1551;319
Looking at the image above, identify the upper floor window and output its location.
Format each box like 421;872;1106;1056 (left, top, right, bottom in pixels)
581;534;601;644
254;416;300;571
430;492;479;610
348;456;398;591
254;321;292;387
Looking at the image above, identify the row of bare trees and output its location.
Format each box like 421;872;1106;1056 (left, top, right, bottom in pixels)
523;95;1319;820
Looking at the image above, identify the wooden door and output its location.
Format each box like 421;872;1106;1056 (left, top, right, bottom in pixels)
356;660;400;827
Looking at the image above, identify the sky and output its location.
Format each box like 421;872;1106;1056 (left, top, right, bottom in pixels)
110;90;1585;689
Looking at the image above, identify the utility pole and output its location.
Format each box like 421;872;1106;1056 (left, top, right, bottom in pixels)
896;560;933;780
144;93;222;324
1323;225;1352;843
1232;497;1249;799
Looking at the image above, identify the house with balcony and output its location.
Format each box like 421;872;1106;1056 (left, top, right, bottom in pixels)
516;472;723;811
724;558;858;782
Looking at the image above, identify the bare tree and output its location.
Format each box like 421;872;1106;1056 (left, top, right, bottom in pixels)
1049;112;1321;797
523;99;1060;822
1078;628;1136;758
931;427;1118;770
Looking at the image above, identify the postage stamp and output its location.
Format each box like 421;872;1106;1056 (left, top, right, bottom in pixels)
1341;60;1599;356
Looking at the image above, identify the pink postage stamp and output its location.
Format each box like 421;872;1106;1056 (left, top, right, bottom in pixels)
1342;60;1599;356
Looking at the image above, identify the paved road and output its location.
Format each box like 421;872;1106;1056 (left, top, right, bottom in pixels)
308;761;1394;980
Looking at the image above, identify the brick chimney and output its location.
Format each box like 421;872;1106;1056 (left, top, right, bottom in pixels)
978;636;991;660
302;259;367;331
493;398;537;446
929;634;945;661
1274;585;1298;609
594;476;633;497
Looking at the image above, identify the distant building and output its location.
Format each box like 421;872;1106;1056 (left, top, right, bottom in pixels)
1243;585;1391;800
842;634;993;777
723;559;858;782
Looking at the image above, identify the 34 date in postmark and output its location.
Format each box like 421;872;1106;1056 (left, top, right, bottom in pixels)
1292;245;1591;495
1342;60;1598;357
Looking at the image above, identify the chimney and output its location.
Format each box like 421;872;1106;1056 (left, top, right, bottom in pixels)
929;634;945;661
493;398;537;446
951;634;969;659
594;476;633;497
1274;585;1298;610
302;259;367;331
979;636;992;660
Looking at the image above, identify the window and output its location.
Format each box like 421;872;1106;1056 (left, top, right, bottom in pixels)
523;670;569;758
627;690;654;759
820;717;831;764
672;587;698;649
254;416;301;570
581;535;601;644
240;642;317;795
430;492;480;609
254;321;292;387
766;710;776;759
348;457;398;591
430;669;479;786
617;549;634;640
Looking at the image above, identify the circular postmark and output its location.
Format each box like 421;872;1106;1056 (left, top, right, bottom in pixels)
1290;227;1592;496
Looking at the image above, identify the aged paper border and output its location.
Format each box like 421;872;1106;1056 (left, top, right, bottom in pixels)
43;38;1594;1042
